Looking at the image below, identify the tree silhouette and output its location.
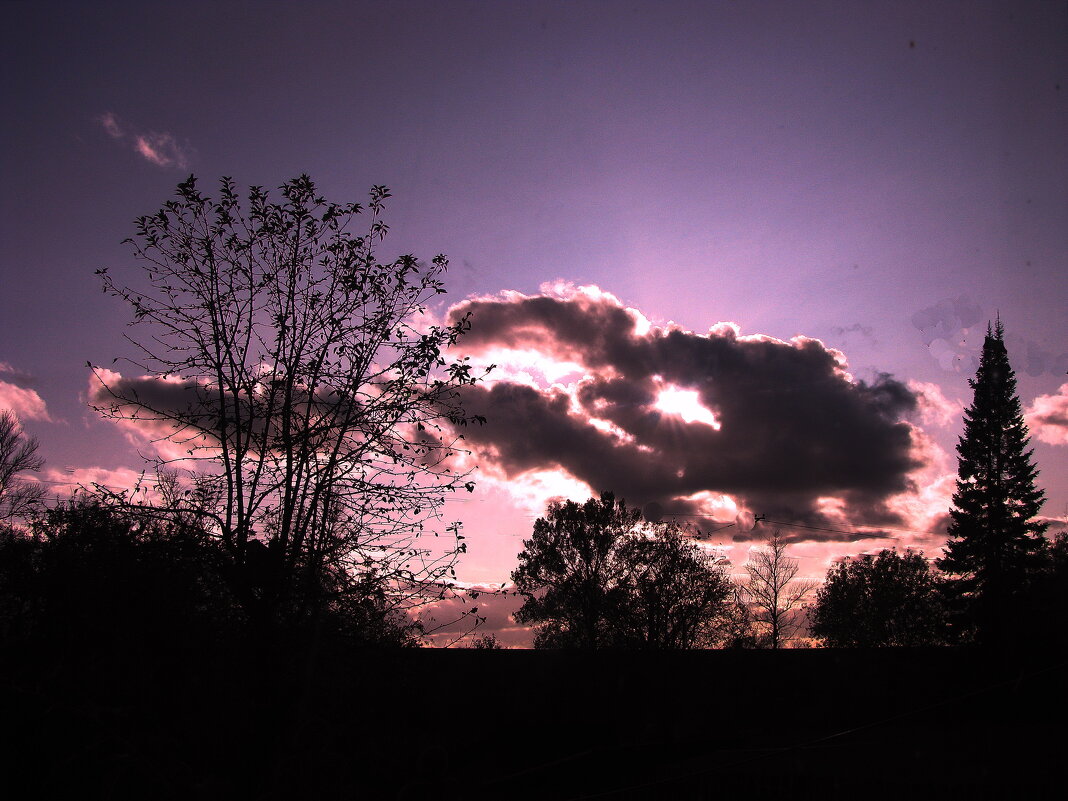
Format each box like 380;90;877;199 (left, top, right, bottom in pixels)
512;492;636;648
91;176;486;633
613;527;735;649
936;319;1047;644
511;492;737;648
0;409;46;524
743;530;815;648
810;549;945;647
0;496;239;650
468;632;503;649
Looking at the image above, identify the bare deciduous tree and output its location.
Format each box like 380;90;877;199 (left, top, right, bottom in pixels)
0;410;46;524
91;175;487;631
743;530;816;649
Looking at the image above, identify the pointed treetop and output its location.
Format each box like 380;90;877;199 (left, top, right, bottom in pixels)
939;313;1047;643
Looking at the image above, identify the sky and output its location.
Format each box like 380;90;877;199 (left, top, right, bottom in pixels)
3;1;1066;646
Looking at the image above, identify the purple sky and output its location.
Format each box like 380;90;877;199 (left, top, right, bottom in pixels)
3;2;1066;643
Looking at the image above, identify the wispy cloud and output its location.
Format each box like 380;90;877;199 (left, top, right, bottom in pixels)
41;465;152;500
98;111;124;139
831;322;878;348
96;111;192;169
133;132;190;168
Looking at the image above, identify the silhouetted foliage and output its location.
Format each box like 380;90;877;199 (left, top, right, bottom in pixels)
513;492;636;648
0;489;427;658
468;632;503;649
1012;530;1068;649
937;320;1047;644
0;494;425;800
512;492;738;649
0;409;46;524
91;175;487;637
810;548;946;647
743;530;815;648
0;497;238;651
717;584;761;649
612;527;736;648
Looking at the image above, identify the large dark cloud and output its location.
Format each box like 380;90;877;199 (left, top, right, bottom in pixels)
451;290;922;540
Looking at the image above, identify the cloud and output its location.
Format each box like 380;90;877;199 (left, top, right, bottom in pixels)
418;588;528;648
41;465;154;500
88;368;215;463
908;380;963;429
134;132;190;168
96;111;192;169
1026;383;1068;446
0;362;38;387
0;362;51;422
831;323;878;348
87;365;387;466
447;285;924;542
98;111;123;139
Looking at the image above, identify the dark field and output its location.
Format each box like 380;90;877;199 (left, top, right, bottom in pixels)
3;644;1062;800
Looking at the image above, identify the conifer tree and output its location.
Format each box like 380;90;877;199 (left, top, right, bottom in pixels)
937;319;1047;643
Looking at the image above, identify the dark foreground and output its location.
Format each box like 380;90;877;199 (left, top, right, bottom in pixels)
2;643;1063;800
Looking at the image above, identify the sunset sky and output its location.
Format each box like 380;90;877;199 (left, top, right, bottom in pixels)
3;1;1066;645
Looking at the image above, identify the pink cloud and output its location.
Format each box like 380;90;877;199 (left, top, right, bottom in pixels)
42;465;154;500
134;132;190;169
87;368;214;465
0;377;51;422
98;111;123;138
419;588;529;648
908;379;963;428
96;111;192;169
1026;383;1068;446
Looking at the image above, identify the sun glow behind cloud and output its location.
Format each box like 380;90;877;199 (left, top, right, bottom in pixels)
447;282;940;555
654;383;721;429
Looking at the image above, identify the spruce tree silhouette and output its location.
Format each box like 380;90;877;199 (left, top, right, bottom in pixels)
937;318;1048;644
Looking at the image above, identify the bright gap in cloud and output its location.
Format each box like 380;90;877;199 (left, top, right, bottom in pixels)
654;385;721;429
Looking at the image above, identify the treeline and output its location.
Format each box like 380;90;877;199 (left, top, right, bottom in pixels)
0;496;424;654
507;490;1068;651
